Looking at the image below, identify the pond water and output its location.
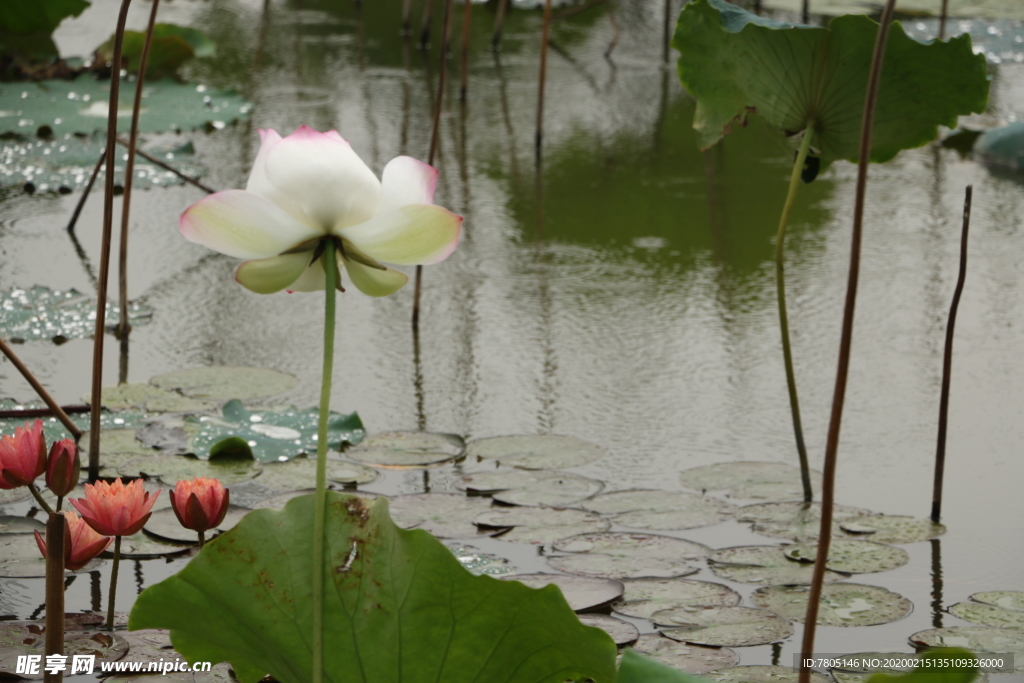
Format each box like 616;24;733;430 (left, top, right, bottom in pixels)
1;0;1024;679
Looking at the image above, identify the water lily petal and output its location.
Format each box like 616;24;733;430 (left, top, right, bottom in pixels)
235;252;314;294
335;204;462;266
250;125;381;233
378;156;438;213
180;190;321;259
344;259;409;297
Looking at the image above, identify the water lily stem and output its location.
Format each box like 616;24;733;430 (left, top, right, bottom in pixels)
29;484;56;516
56;496;63;513
776;124;816;504
107;535;122;631
312;239;338;683
491;0;509;51
43;513;65;683
198;530;205;548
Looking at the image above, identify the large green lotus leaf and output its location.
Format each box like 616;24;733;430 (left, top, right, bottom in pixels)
0;79;252;137
0;285;152;342
0;0;88;36
617;648;711;683
864;649;981;683
129;493;617;683
672;0;989;173
95;25;216;78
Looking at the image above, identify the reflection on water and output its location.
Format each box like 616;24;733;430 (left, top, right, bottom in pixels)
0;0;1021;671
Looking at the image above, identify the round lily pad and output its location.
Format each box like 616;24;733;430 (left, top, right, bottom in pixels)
151;367;298;401
580;489;735;530
99;384;212;413
82;427;158;460
678;461;823;500
909;627;1024;671
116;531;191;559
254;457;377;490
0;516;44;534
709;545;849;586
119;453;263;485
578;614;639;646
0;533;100;577
629;634;740;675
346;431;464;469
705;665;833;682
0;624;128;678
501;573;623;612
390;493;498;538
970;591;1024;612
783;540;909;574
838;514;946;544
738;501;874;541
465;435;606;469
549;532;708;580
142;506;249;543
480;470;605;507
0;285;152;342
474;506;611;545
654;605;794;648
447;544;514;577
949;601;1024;629
613;578;742;620
751;583;913;626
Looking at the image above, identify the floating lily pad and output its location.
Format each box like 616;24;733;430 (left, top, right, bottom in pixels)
118;453;263;485
475;506;611;545
188;400;364;463
447;543;514;577
99;384;213;413
654;605;794;648
151;367;298;402
738;501;874;541
838;515;946;544
0;286;152;342
254;457;377;491
709;545;849;586
116;531;191;559
0;623;128;679
949;601;1024;629
345;431;464;469
974;121;1024;172
81;427;159;468
705;665;832;682
909;627;1024;671
629;634;740;675
580;490;735;530
0;79;251;137
0;533;103;577
461;470;605;507
784;540;909;574
549;532;709;580
389;493;498;538
612;578;742;620
751;583;913;626
465;434;606;469
970;591;1024;612
578;614;638;646
0;516;44;534
678;461;823;500
0;402;148;448
501;573;623;612
143;506;249;544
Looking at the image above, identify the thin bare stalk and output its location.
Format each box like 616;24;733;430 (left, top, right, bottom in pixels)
43;513;66;683
798;3;897;681
419;0;436;49
0;404;89;419
536;0;553;158
402;0;414;36
932;185;972;523
663;0;672;63
89;0;134;483
115;138;216;194
491;0;509;51
939;0;949;39
66;150;105;234
117;0;161;340
459;0;472;101
802;0;810;23
0;337;83;440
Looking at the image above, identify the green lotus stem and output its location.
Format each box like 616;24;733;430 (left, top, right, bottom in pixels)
198;530;205;549
313;238;338;683
107;535;122;630
29;483;55;516
775;123;816;503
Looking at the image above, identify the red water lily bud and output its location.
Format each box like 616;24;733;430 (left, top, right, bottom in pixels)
0;420;47;488
70;478;159;537
170;477;230;534
34;511;113;571
46;439;80;498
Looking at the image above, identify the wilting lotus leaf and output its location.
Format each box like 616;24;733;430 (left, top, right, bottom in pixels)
705;665;832;682
629;634;740;675
446;543;514;577
116;531;191;559
709;545;849;586
0;533;97;577
475;506;611;544
549;532;708;580
948;601;1024;629
613;578;741;620
345;431;464;469
738;501;873;541
655;605;794;648
0;624;128;678
465;469;605;507
151;367;297;402
390;493;498;538
0;286;152;342
188;400;363;463
678;461;823;500
254;457;377;491
0;80;251;137
502;573;623;612
466;434;606;469
839;515;946;544
752;583;913;626
119;453;263;485
784;540;909;574
909;627;1024;671
970;591;1024;612
0;516;44;534
579;614;639;647
99;384;213;413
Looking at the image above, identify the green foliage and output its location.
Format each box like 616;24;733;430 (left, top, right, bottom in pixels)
865;648;979;683
672;0;989;173
95;24;216;78
129;493;617;683
0;0;88;36
617;649;711;682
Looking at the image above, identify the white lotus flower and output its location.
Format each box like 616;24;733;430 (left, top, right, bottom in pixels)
180;126;462;296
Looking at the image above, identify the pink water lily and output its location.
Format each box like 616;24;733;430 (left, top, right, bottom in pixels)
180;126;462;296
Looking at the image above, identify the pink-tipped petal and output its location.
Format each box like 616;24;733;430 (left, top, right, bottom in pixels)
235;252;315;294
336;204;462;266
180;190;321;260
343;259;409;297
378;156;438;213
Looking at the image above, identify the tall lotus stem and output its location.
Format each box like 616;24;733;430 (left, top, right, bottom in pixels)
798;2;897;682
776;125;816;503
459;0;472;101
198;530;206;549
491;0;509;51
418;0;435;48
312;239;338;683
536;0;553;158
43;513;66;683
402;0;414;36
107;535;122;630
